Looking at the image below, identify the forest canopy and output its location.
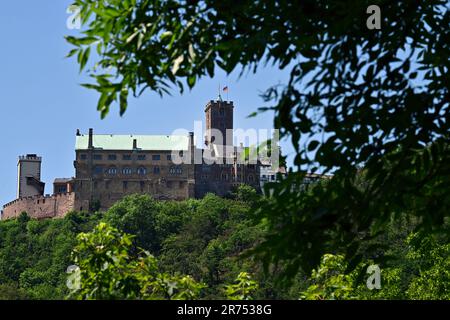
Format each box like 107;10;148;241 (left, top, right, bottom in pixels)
0;190;449;300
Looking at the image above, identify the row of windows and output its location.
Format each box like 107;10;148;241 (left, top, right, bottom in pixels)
92;180;185;191
200;173;255;182
81;154;179;161
94;166;182;176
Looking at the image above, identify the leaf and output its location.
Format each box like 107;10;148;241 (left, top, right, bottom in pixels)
66;48;79;58
187;74;196;89
137;33;144;50
126;30;139;44
188;43;196;61
171;55;184;75
160;31;173;41
79;47;91;73
119;88;129;116
308;140;320;152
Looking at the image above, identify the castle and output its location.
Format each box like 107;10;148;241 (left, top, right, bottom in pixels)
1;99;268;220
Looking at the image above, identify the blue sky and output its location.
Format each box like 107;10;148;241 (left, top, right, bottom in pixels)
0;1;294;205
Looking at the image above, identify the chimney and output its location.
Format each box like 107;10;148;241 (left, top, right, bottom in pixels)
189;132;195;164
88;128;93;149
133;139;137;149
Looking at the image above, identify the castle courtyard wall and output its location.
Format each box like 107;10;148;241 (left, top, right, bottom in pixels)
1;193;75;220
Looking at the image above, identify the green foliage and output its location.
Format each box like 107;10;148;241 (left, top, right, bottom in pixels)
67;0;450;277
300;223;450;300
300;254;358;300
69;222;205;300
404;232;450;299
224;272;259;300
103;194;189;254
158;193;267;298
0;211;101;299
1;191;448;300
0;283;29;300
233;184;259;204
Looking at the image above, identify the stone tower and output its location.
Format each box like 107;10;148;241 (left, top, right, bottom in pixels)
204;99;234;150
17;154;45;198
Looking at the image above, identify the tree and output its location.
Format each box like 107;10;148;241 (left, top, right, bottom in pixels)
67;0;450;275
69;222;205;300
299;254;358;300
223;272;259;300
103;194;188;254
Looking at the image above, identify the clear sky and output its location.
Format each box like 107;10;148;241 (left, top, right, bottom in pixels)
0;1;294;206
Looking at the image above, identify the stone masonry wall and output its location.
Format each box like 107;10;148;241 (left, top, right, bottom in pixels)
1;193;76;220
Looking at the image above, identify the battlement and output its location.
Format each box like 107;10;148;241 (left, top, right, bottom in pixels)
205;99;234;111
1;192;76;220
18;154;42;161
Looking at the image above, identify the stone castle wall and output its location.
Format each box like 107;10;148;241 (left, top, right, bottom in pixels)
1;193;76;220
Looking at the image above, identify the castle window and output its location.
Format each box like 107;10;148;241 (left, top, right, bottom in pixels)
140;181;145;192
122;167;132;175
169;166;182;175
137;154;146;161
153;166;160;174
167;154;172;161
123;154;131;160
152;154;161;161
219;108;224;115
248;175;254;183
93;154;102;160
137;167;147;175
108;154;117;160
94;166;103;175
105;181;110;189
123;181;128;190
221;173;228;181
107;167;117;175
80;154;87;160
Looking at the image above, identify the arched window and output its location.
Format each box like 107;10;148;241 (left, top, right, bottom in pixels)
137;167;147;175
122;167;132;175
107;167;117;175
169;166;183;175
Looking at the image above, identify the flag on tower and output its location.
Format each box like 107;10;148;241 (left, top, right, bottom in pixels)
223;86;229;101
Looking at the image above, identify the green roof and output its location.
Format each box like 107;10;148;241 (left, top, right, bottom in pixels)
75;135;190;151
